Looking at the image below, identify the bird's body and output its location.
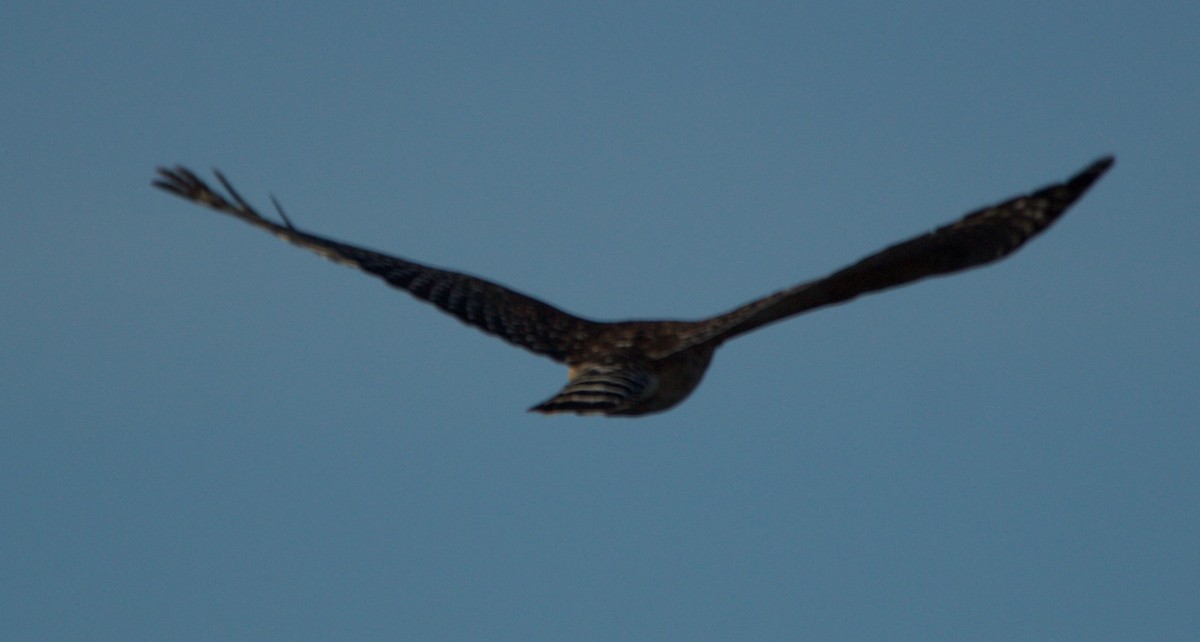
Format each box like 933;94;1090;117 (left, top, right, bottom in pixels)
154;157;1113;416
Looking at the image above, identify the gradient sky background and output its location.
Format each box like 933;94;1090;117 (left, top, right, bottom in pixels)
3;2;1197;639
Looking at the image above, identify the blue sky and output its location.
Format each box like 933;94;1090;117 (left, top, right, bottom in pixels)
3;2;1197;639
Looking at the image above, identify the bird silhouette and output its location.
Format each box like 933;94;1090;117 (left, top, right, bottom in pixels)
154;156;1113;416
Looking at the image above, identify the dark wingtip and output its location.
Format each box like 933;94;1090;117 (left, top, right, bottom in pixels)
152;165;188;196
151;178;181;195
1071;155;1115;192
1090;155;1115;174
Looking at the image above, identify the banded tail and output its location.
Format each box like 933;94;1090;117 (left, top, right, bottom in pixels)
530;362;654;415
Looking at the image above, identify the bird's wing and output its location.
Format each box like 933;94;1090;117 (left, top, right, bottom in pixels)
676;156;1114;350
528;360;655;415
154;167;598;362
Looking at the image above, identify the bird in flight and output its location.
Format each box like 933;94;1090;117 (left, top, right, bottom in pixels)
154;156;1113;416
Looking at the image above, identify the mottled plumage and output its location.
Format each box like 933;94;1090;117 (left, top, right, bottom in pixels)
154;157;1112;416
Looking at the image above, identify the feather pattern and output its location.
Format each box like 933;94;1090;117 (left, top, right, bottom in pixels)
154;167;597;362
530;361;656;415
154;157;1113;416
673;156;1115;351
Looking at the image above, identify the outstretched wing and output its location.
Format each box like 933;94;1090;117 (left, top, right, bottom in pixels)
680;156;1114;348
154;167;598;362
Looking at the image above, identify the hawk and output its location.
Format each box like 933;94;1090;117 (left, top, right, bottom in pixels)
154;157;1113;416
